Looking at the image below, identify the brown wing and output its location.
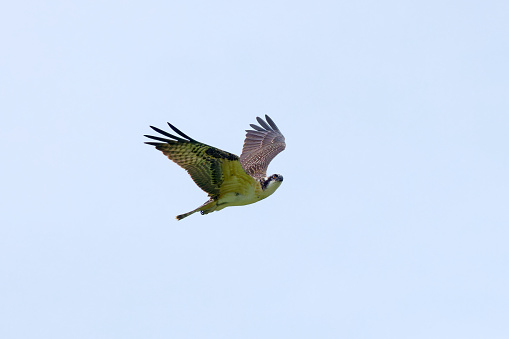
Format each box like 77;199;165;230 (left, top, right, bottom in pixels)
239;115;286;178
144;123;239;198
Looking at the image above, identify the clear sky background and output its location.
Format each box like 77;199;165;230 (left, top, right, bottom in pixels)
1;0;508;338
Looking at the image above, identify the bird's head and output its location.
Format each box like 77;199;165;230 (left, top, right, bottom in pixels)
261;174;284;192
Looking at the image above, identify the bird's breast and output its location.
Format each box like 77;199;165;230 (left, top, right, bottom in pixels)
217;187;260;207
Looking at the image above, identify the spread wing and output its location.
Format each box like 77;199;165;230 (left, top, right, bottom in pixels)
144;123;240;198
240;115;286;178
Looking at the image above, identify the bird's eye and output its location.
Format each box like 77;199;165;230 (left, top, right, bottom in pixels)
272;175;277;179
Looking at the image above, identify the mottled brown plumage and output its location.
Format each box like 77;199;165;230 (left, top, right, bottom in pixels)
240;115;286;178
144;115;286;220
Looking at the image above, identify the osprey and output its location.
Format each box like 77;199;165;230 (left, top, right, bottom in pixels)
144;115;286;220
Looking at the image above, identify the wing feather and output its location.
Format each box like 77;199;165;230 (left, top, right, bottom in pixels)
145;124;240;198
256;117;273;131
240;115;286;178
249;124;266;131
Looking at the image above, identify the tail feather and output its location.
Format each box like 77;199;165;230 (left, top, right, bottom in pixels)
176;199;217;220
176;210;198;220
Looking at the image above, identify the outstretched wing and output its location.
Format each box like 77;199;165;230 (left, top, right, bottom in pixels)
145;123;240;198
240;115;286;178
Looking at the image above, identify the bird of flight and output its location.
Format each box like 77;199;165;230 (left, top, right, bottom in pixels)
144;115;286;220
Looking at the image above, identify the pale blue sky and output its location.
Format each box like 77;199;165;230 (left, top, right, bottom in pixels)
1;0;508;338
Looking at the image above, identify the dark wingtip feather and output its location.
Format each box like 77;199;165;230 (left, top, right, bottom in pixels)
144;134;174;143
249;124;266;131
144;141;162;146
149;125;186;142
167;122;195;141
265;115;280;131
256;116;272;131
